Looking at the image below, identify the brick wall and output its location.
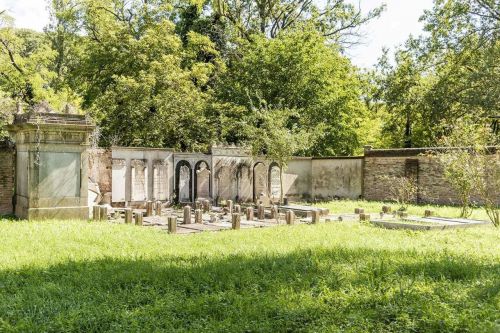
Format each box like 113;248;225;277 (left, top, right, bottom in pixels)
88;149;112;194
363;148;497;205
0;142;15;215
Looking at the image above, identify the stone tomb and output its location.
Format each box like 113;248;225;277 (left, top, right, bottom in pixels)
8;112;95;219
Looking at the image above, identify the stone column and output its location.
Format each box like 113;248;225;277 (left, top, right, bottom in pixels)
286;210;295;225
227;200;233;215
135;212;143;225
124;208;133;224
183;205;192;224
257;204;265;220
168;216;177;234
246;207;254;221
312;210;320;224
232;213;240;230
146;201;154;217
195;209;202;224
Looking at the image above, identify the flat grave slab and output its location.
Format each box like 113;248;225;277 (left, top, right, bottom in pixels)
371;216;489;230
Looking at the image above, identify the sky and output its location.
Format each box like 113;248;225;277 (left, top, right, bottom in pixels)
0;0;434;68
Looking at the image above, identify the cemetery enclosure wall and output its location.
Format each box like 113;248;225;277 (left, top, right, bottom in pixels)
0;142;15;215
363;148;499;205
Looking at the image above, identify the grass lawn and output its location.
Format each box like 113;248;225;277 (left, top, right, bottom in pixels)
0;202;499;332
315;199;491;221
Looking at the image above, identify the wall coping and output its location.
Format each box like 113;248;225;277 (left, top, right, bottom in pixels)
365;146;498;157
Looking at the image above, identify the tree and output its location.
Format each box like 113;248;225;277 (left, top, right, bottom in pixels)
377;0;500;147
217;26;369;156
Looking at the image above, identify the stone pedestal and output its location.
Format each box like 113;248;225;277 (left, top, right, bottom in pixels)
232;213;240;230
246;207;254;221
8;112;95;220
183;205;192;224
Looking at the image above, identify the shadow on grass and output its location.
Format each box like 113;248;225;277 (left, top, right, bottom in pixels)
0;248;498;332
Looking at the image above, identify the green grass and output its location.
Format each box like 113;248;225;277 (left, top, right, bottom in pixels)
314;199;491;221
0;208;499;332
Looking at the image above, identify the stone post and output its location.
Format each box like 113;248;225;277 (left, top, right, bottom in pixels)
155;201;162;216
232;213;241;230
234;204;241;214
359;213;370;221
354;208;364;214
195;209;202;224
146;201;153;217
135;212;143;225
168;216;177;234
257;204;265;220
246;207;254;221
424;210;434;217
183;205;192;224
99;205;108;221
227;200;233;215
271;205;279;221
195;200;201;210
286;210;295;225
312;210;320;224
382;205;392;213
92;205;101;221
124;208;133;224
203;200;210;212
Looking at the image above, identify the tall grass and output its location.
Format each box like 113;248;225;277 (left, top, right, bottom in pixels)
0;216;498;332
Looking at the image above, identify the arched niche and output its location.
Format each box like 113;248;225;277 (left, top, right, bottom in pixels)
194;161;211;200
175;160;192;203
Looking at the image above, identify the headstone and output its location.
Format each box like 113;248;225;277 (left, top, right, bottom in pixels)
195;200;201;210
269;165;281;203
227;200;233;215
234;204;241;214
257;204;265;220
112;159;126;202
246;207;254;221
131;159;147;201
168;216;177;234
99;205;108;221
124;208;133;224
286;210;295;225
195;209;202;224
146;201;153;217
135;212;143;225
203;199;211;212
253;163;267;201
312;210;320;224
153;160;168;201
237;165;252;202
196;162;211;199
92;205;101;221
232;213;241;230
183;205;192;224
179;165;191;202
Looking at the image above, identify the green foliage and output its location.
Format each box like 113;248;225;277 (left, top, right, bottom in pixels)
377;0;500;147
218;27;368;156
0;217;498;332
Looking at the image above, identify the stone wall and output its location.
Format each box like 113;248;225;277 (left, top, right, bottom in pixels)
363;147;498;204
0;141;15;215
88;149;112;193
